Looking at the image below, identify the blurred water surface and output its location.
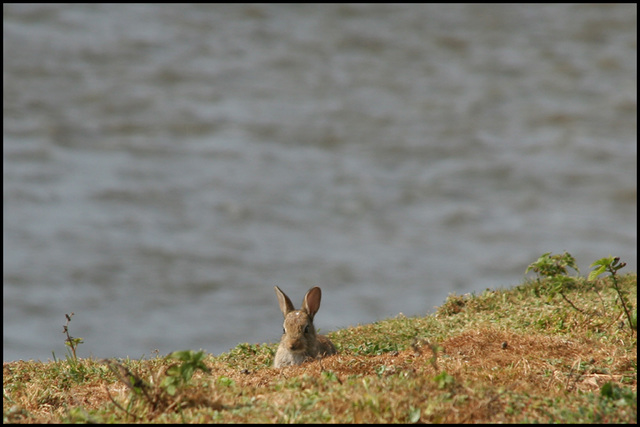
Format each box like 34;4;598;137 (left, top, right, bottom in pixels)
3;4;636;362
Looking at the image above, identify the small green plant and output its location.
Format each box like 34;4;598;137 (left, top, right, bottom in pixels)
49;313;93;385
526;252;580;279
161;350;211;396
104;359;159;419
526;252;583;312
589;256;636;334
62;312;83;361
104;350;212;420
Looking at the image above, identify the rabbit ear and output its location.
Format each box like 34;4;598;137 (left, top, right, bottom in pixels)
274;286;295;317
302;287;322;319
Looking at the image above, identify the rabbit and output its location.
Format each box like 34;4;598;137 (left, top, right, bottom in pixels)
273;286;337;368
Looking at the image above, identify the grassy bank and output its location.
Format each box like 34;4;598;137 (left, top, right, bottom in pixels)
3;273;636;423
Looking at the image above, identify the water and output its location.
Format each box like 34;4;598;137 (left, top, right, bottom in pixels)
3;4;636;362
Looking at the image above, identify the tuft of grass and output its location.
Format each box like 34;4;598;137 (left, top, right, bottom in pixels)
3;272;636;423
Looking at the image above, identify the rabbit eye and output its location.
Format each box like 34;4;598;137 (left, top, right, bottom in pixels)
282;327;285;334
304;325;309;334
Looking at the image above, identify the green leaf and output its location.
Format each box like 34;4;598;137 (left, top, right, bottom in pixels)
166;365;181;377
169;350;193;361
588;265;608;281
165;384;177;396
217;376;235;387
589;256;614;269
434;371;455;389
182;365;195;382
408;406;421;423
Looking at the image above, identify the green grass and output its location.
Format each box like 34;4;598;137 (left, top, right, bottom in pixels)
3;273;636;423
